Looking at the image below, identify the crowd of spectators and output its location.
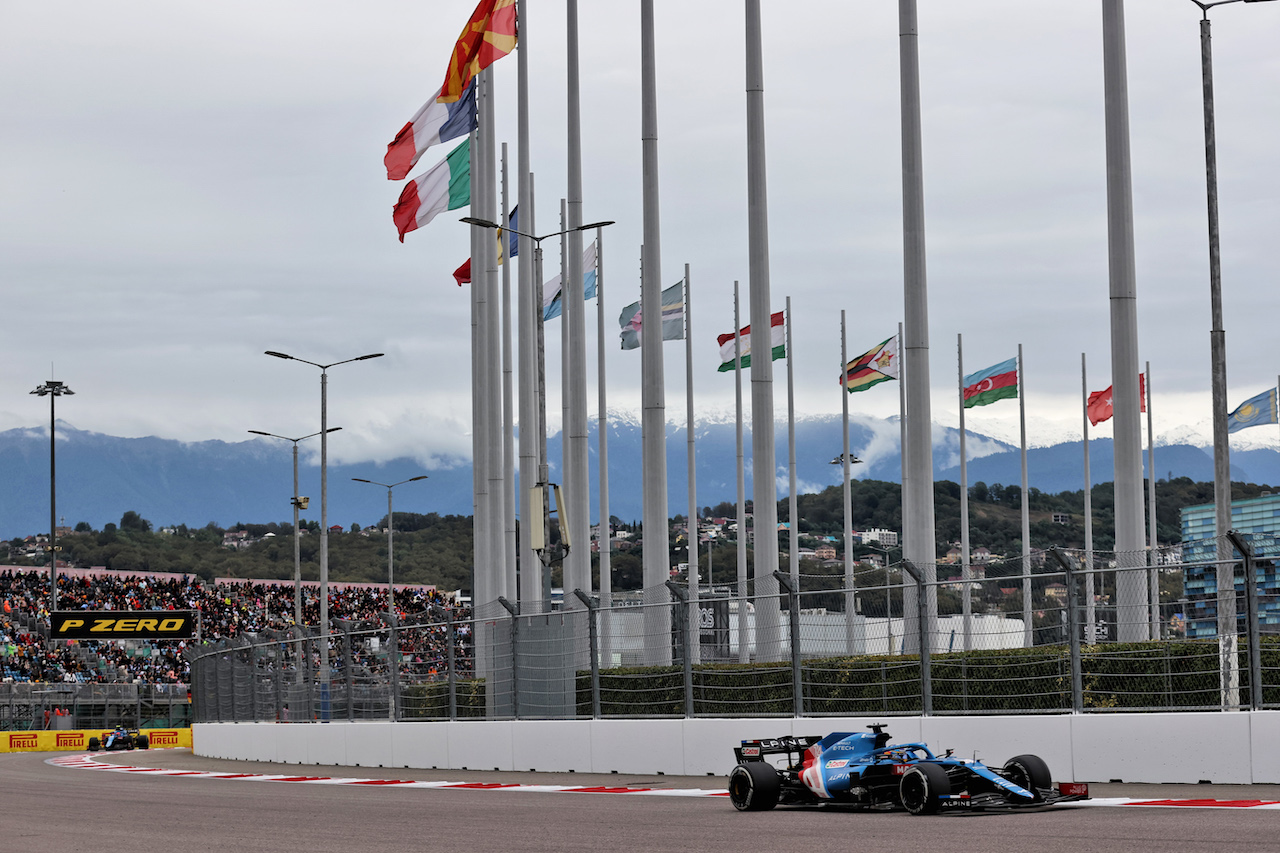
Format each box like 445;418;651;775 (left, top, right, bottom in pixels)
1;568;471;685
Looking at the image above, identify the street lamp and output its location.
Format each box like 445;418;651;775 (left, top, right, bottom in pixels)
460;216;613;586
1188;0;1276;699
264;350;383;692
248;428;342;627
31;379;73;612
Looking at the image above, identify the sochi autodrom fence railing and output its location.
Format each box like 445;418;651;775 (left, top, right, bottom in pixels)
188;533;1280;722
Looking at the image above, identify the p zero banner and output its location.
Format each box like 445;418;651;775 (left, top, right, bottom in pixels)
50;611;198;640
1;729;192;753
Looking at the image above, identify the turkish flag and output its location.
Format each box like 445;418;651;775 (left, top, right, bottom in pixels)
1087;373;1146;426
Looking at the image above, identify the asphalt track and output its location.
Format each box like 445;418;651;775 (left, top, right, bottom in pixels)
6;749;1280;853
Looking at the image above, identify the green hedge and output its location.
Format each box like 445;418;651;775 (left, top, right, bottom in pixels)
401;678;486;719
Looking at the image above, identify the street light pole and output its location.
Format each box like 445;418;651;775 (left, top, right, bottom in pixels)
264;350;383;697
248;428;341;627
31;379;73;612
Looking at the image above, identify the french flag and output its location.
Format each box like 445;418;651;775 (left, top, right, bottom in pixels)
384;80;477;181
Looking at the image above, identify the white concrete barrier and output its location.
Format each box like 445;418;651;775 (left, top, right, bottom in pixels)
194;711;1280;784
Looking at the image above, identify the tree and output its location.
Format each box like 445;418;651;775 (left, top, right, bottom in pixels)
120;511;152;533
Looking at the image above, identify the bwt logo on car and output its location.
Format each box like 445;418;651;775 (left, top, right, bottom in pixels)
55;733;85;749
9;734;38;750
148;731;180;747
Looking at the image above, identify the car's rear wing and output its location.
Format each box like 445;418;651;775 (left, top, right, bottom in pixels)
733;735;822;764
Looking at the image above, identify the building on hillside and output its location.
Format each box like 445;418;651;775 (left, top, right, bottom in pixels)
858;528;898;546
1180;492;1280;638
813;544;837;561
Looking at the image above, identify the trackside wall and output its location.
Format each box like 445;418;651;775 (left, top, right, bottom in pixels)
194;712;1280;784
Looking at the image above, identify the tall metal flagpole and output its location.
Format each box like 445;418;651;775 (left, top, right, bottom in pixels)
640;0;671;663
841;312;856;654
734;282;748;664
958;334;971;652
483;67;504;607
469;121;490;610
685;264;700;663
1018;344;1032;647
502;143;517;600
899;0;936;654
565;0;591;610
597;225;612;661
744;0;781;661
786;297;798;594
1082;353;1096;642
1147;361;1159;635
517;0;538;612
560;201;571;579
1101;0;1150;642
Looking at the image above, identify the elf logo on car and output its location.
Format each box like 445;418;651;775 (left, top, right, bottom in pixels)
8;734;38;749
55;733;85;748
825;759;848;769
148;731;180;746
892;764;911;776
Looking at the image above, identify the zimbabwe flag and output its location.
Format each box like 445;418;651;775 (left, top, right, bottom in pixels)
844;336;899;393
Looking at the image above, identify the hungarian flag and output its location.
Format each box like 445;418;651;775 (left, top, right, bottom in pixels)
385;80;477;181
718;312;785;372
1086;374;1146;426
438;0;518;104
393;138;470;242
964;357;1018;408
844;336;898;392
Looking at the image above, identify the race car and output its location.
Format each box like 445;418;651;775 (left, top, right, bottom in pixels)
728;724;1088;814
87;727;150;752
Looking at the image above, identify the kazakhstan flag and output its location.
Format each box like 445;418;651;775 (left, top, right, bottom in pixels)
1227;387;1278;434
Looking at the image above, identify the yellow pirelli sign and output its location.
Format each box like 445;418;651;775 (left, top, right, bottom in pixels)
0;729;192;753
50;611;198;640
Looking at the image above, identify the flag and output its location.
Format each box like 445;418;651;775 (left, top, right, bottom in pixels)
843;335;899;392
384;80;477;181
1227;387;1278;434
497;205;519;264
453;205;517;283
963;357;1018;408
717;311;785;372
452;259;471;286
1086;374;1147;426
618;282;684;350
543;241;599;320
438;0;518;104
392;138;470;243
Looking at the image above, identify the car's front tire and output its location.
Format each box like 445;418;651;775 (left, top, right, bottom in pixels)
87;737;100;752
728;762;781;811
899;763;951;815
1002;754;1051;802
136;734;149;750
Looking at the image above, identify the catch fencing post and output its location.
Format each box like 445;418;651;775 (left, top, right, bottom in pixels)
249;640;259;721
901;560;931;715
665;581;694;717
498;597;520;719
572;589;601;719
1050;548;1084;712
1227;530;1261;710
773;570;803;716
433;604;458;720
385;612;400;722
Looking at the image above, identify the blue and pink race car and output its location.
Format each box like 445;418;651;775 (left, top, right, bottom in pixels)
728;724;1088;814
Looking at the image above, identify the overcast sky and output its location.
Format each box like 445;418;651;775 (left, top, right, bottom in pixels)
4;1;1278;474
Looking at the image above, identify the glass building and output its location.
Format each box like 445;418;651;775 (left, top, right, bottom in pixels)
1180;492;1280;638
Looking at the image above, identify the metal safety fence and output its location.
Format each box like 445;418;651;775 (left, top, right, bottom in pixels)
188;534;1280;722
0;682;190;731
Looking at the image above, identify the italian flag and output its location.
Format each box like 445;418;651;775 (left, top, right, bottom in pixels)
963;357;1018;408
717;311;785;372
392;138;470;243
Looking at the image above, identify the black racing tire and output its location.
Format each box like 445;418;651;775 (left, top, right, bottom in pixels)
136;734;149;750
87;737;100;752
899;762;951;815
1002;754;1051;802
728;762;782;812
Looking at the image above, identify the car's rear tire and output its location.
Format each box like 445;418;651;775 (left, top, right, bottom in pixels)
899;762;951;815
728;762;781;811
1002;754;1051;802
87;737;100;752
136;734;149;750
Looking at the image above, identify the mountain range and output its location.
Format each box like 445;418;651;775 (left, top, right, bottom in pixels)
3;417;1278;540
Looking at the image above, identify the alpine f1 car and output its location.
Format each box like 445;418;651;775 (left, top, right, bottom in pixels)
87;727;150;752
728;724;1088;814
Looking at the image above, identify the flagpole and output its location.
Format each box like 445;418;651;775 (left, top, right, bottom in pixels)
685;263;699;663
502;143;517;601
565;0;591;611
560;200;570;568
958;333;971;653
842;311;856;655
596;224;612;663
516;0;538;612
482;67;505;608
745;0;781;662
786;297;798;596
735;282;748;664
640;0;671;665
899;322;907;539
1083;353;1096;642
1147;361;1159;636
1019;343;1031;647
468;123;490;611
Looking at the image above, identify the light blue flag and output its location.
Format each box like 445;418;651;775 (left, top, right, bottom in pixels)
1227;387;1278;434
542;240;598;321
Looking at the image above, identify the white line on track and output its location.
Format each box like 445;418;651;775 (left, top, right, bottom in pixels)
46;755;1280;809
